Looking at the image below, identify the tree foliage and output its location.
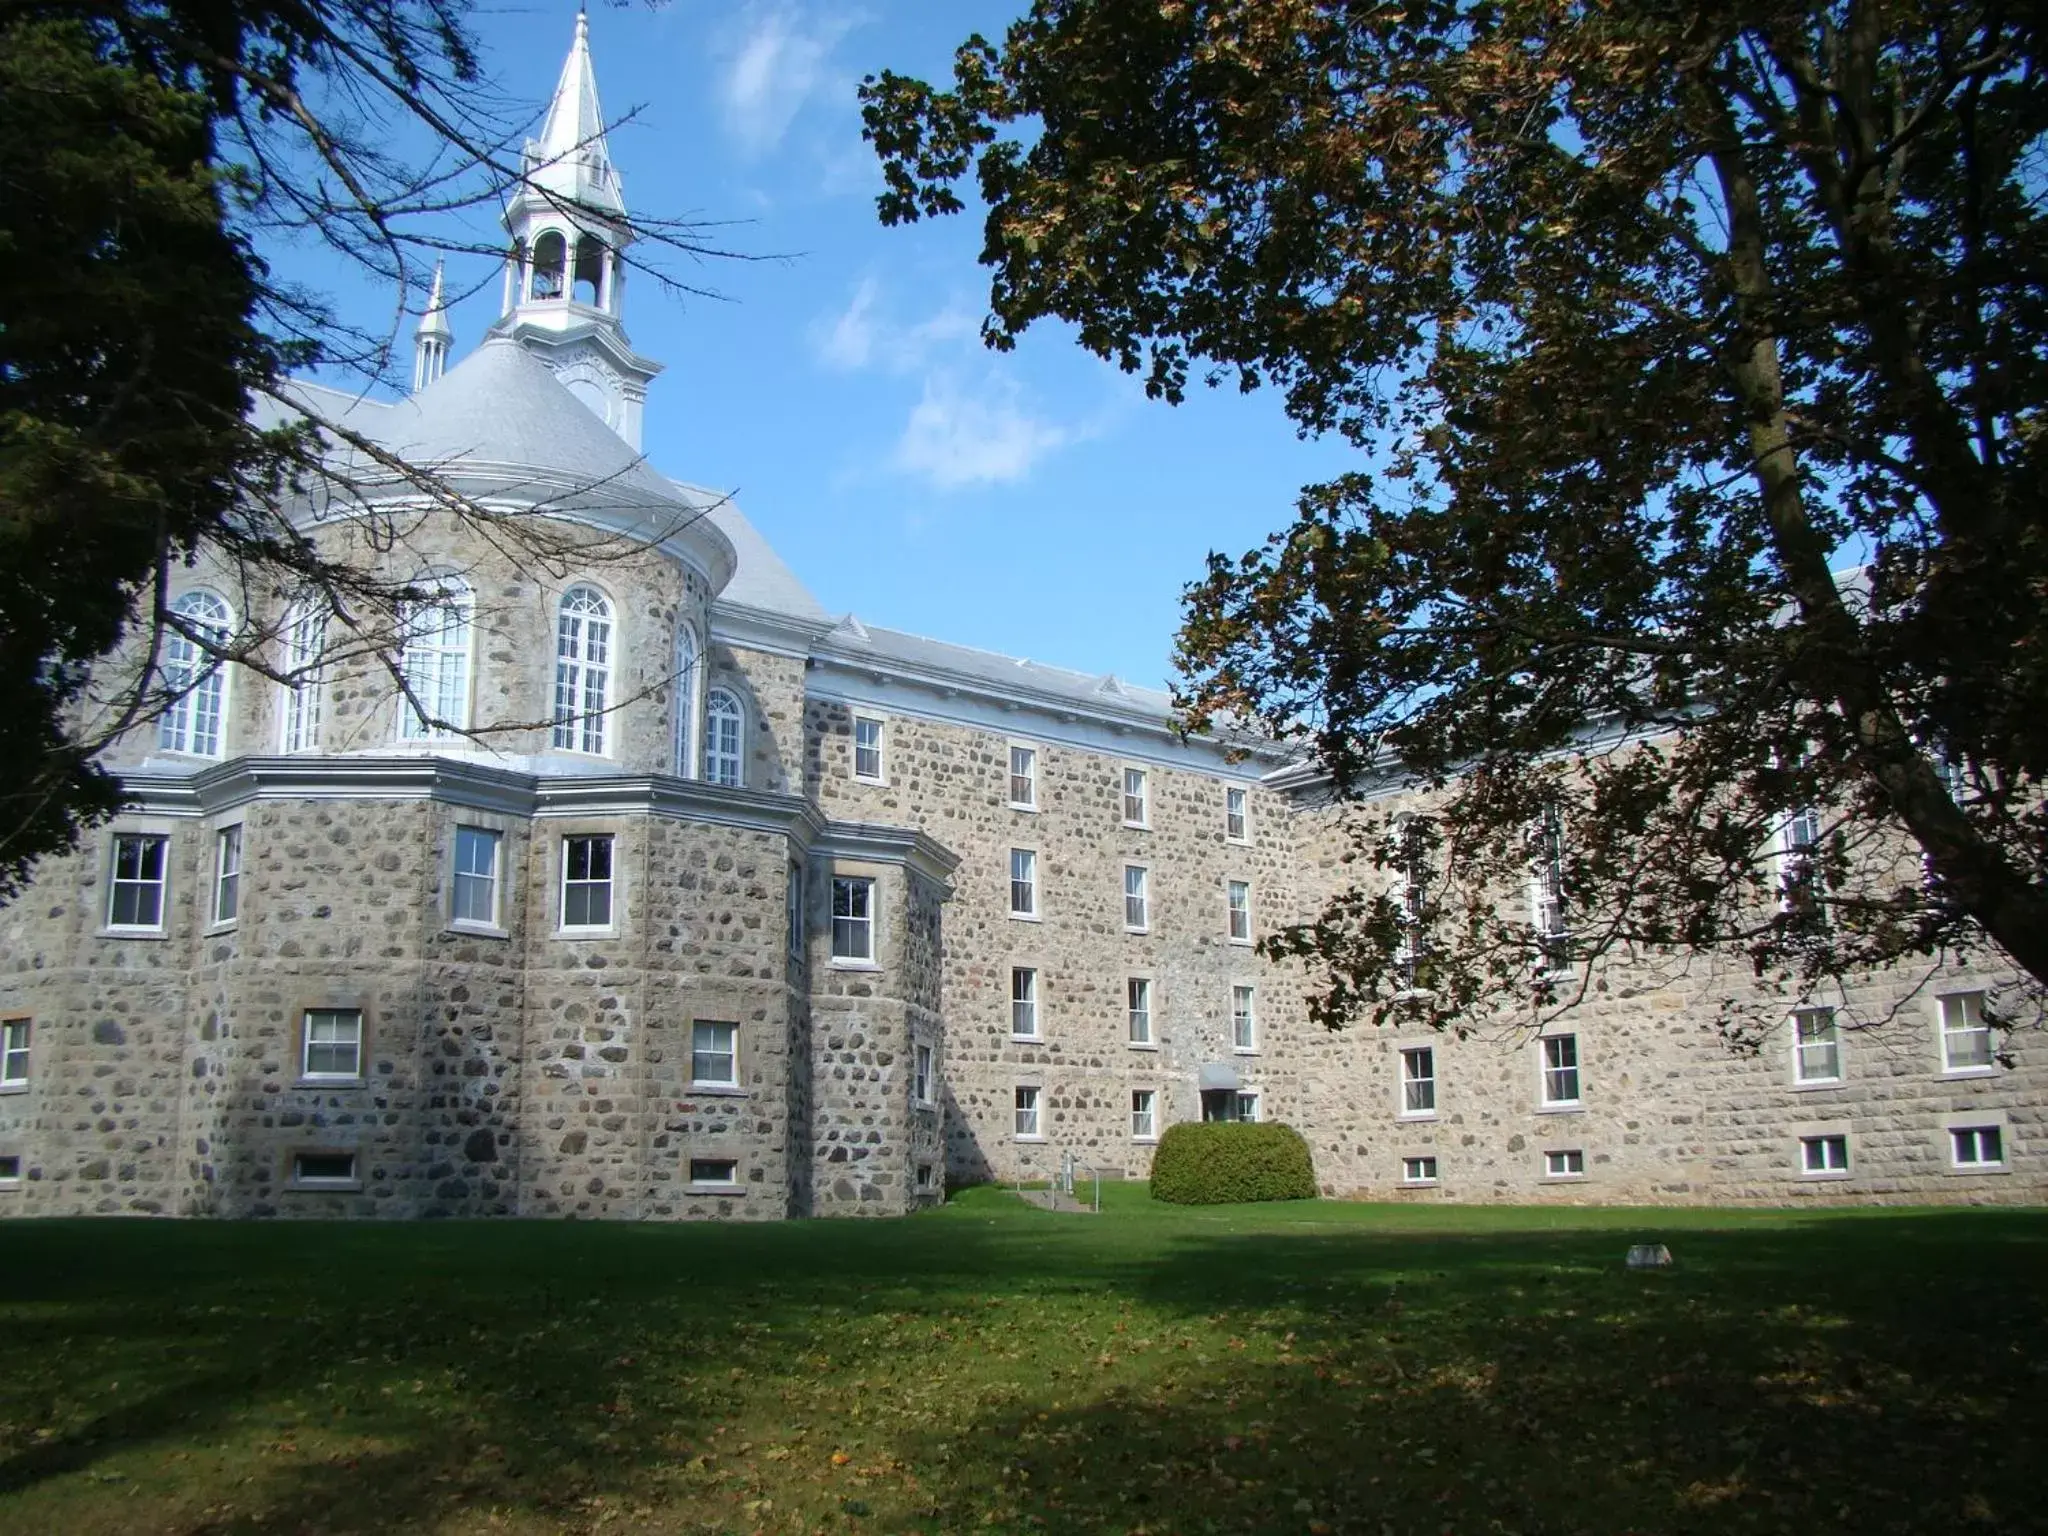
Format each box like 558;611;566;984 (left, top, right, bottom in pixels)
862;0;2048;1037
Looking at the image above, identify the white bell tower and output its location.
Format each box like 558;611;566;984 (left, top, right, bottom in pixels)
487;9;662;448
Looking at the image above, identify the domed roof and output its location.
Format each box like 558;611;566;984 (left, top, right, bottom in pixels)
284;339;735;592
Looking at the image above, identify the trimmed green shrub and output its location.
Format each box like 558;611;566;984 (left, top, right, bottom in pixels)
1148;1122;1317;1205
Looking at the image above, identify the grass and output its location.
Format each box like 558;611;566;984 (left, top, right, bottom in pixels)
1;1187;2044;1535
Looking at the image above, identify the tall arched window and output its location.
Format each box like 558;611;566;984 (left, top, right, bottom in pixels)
705;688;743;787
397;579;473;742
158;590;232;758
672;623;699;777
529;229;567;301
277;601;327;753
552;584;614;756
572;233;606;306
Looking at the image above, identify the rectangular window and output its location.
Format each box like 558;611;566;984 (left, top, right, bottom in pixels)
1541;1034;1581;1106
1008;745;1038;809
831;875;875;963
1545;1148;1586;1178
1402;1155;1438;1184
452;826;501;928
1235;1089;1261;1123
1394;815;1431;990
301;1008;364;1081
1231;985;1257;1052
1124;865;1149;931
1122;767;1149;827
212;825;243;926
689;1158;739;1186
1938;992;1994;1072
107;833;169;931
691;1021;737;1087
1131;1089;1157;1141
914;1043;934;1104
1227;880;1252;943
915;1161;934;1190
1800;1135;1849;1174
1009;848;1038;918
853;715;885;782
1779;803;1828;927
1400;1046;1435;1116
1529;807;1569;973
1225;786;1248;843
786;864;804;959
1950;1126;2004;1168
1127;977;1152;1045
0;1155;20;1184
1010;966;1039;1038
1014;1085;1041;1139
1793;1006;1841;1084
1;1019;28;1088
560;834;614;930
291;1151;358;1187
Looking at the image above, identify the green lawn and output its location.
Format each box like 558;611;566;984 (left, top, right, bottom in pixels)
1;1189;2043;1535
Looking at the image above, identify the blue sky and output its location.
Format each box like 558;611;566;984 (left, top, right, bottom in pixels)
290;1;1361;692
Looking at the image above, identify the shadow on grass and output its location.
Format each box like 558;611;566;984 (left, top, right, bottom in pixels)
0;1205;2041;1534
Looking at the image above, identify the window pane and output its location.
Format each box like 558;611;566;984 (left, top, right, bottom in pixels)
691;1021;737;1084
1011;968;1037;1036
303;1009;363;1077
1009;747;1036;806
452;827;499;925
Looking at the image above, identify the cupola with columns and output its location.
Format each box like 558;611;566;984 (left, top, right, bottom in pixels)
485;9;661;448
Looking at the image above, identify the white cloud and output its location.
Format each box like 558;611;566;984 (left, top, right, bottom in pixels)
716;3;861;157
815;276;881;371
893;373;1071;490
811;279;978;375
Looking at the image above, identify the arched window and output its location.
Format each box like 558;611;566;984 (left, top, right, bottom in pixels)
672;623;699;777
529;229;567;301
277;601;327;753
158;589;232;758
572;234;606;306
552;584;613;756
705;688;743;787
397;579;473;742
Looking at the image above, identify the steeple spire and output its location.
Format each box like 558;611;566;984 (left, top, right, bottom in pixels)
487;8;661;448
412;259;453;393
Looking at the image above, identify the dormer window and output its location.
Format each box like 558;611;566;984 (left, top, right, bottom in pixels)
528;230;567;301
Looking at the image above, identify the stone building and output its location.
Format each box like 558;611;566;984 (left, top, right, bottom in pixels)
0;20;2038;1217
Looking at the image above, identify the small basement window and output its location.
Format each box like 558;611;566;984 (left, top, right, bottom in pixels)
689;1158;740;1186
1544;1148;1586;1178
291;1151;358;1187
0;1154;21;1184
1401;1156;1438;1185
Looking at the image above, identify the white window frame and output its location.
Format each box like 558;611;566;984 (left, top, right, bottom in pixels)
396;579;473;742
1392;813;1432;993
1127;976;1154;1046
704;687;744;787
672;622;700;778
1791;1005;1842;1085
1528;806;1570;976
1937;991;1996;1076
300;1007;364;1083
1231;984;1257;1053
1007;743;1038;810
1008;847;1039;920
106;832;169;933
1;1018;29;1090
0;1155;20;1186
558;833;616;933
158;589;232;758
1947;1123;2006;1172
277;601;326;753
1539;1033;1582;1109
688;1157;741;1189
1227;880;1252;944
852;714;886;783
1123;864;1150;932
830;874;877;965
1014;1084;1043;1141
1121;766;1150;828
1399;1045;1436;1118
914;1042;934;1105
1235;1089;1261;1123
551;583;615;757
1798;1133;1850;1177
1776;802;1828;926
1131;1088;1158;1142
1401;1155;1438;1186
690;1020;738;1088
1225;785;1249;844
1010;966;1040;1039
451;825;503;931
211;823;243;928
1544;1148;1586;1179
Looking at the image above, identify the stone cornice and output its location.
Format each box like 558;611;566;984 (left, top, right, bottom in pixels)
814;820;960;893
708;600;836;660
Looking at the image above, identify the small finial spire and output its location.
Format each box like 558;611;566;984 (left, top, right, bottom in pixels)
413;259;453;392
